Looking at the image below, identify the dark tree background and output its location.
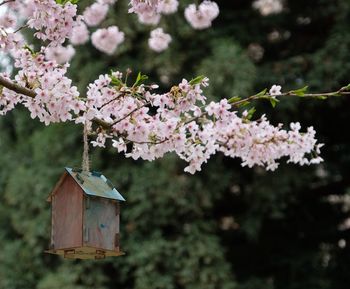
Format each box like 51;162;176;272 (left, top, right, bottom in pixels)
0;0;350;288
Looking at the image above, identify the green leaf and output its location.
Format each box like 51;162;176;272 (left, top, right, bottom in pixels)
110;76;123;86
133;72;148;87
269;97;279;108
291;86;308;96
227;96;241;104
189;75;206;85
344;83;350;91
56;0;79;4
236;100;250;107
246;107;256;120
256;88;268;97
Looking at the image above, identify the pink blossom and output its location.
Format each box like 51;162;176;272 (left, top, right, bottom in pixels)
91;26;125;55
185;1;219;30
158;0;179;15
0;0;325;174
79;75;323;173
129;0;159;16
1;49;83;125
0;30;24;52
138;12;161;25
0;13;17;29
253;0;283;16
27;0;79;45
45;45;75;64
269;84;282;96
148;28;171;52
70;22;89;45
83;2;109;27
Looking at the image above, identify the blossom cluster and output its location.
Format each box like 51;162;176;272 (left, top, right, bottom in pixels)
0;0;220;56
26;0;79;45
81;0;117;27
45;44;75;64
91;26;125;55
129;0;179;25
83;1;109;27
184;1;220;30
0;0;324;174
78;74;323;174
252;0;283;16
128;0;160;18
0;0;80;53
148;28;171;52
0;49;83;124
158;0;179;15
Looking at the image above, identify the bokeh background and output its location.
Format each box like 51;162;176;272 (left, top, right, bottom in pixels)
1;0;350;288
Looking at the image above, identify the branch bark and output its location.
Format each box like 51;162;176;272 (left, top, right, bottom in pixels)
0;75;111;129
1;75;350;132
0;75;36;98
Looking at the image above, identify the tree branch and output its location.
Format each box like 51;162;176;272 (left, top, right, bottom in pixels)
0;0;15;6
1;75;350;132
110;104;147;126
0;75;111;129
0;75;36;98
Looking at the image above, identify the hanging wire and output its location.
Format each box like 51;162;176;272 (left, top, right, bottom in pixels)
82;121;90;173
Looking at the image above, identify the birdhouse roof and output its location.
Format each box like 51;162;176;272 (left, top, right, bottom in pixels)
48;167;126;202
65;167;126;201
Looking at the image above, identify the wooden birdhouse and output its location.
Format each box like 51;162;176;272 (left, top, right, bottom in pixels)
46;167;126;260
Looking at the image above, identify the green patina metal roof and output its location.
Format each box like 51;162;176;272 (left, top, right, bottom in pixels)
65;167;125;202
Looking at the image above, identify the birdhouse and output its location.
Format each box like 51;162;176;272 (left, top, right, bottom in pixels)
45;167;126;260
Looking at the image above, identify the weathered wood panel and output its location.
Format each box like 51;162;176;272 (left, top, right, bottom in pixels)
52;176;83;249
84;197;119;251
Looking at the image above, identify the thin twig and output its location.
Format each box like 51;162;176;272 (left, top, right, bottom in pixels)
99;92;126;108
123;136;169;145
0;0;15;6
13;24;29;34
110;104;147;126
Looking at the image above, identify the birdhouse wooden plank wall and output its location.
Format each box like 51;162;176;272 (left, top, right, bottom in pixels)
46;167;125;260
84;197;120;251
51;175;83;249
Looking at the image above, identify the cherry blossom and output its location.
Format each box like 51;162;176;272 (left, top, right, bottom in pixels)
91;26;125;55
269;84;282;96
138;12;161;25
129;0;160;16
0;0;327;175
70;22;89;46
148;28;172;52
83;2;109;27
0;13;16;29
74;73;323;174
1;48;83;125
45;45;75;64
185;1;219;30
252;0;283;16
27;0;79;45
158;0;179;15
0;30;24;52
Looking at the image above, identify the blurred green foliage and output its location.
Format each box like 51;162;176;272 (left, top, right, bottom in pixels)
1;0;350;289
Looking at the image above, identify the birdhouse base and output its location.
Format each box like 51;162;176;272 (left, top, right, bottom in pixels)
45;246;125;260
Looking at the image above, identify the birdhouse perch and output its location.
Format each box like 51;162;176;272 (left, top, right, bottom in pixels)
46;167;126;260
